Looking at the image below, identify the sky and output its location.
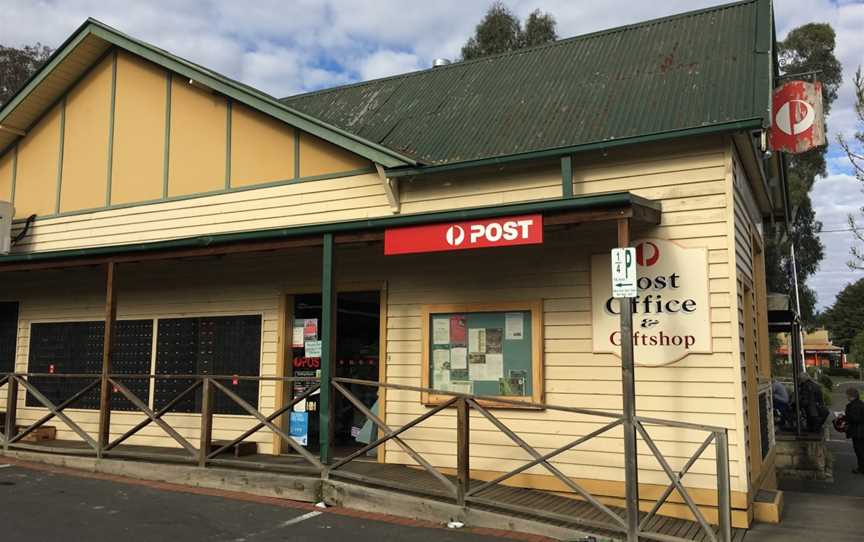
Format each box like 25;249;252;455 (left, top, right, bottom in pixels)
2;0;863;309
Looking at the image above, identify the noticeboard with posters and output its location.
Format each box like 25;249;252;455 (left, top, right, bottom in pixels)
421;301;543;406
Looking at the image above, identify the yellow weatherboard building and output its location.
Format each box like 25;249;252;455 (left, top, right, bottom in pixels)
0;0;788;538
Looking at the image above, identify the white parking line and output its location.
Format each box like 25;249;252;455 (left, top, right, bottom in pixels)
279;511;322;527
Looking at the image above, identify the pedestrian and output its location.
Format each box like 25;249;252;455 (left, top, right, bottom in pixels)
772;379;791;429
798;372;828;433
844;387;864;474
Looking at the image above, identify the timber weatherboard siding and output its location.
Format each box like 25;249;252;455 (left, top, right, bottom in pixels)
0;136;766;526
378;136;750;499
9;171;390;253
3;49;373;225
4;258;285;450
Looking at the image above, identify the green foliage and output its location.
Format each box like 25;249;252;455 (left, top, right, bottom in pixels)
779;23;843;114
779;24;843;203
822;367;860;379
805;367;835;405
823;278;864;353
0;43;52;107
521;10;557;48
461;3;557;61
770;333;793;378
765;195;824;324
849;328;864;367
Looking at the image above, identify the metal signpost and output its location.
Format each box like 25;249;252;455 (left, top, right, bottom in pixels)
612;240;640;541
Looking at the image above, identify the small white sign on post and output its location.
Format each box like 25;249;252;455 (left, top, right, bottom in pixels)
611;247;637;298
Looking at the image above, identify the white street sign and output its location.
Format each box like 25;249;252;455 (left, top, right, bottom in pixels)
611;247;637;298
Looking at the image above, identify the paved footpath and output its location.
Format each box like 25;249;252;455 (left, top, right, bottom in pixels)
0;460;556;542
745;380;864;541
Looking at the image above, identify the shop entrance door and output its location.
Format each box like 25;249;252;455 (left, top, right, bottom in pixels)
285;291;381;459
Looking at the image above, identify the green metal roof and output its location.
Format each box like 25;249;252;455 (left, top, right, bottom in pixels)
282;0;774;167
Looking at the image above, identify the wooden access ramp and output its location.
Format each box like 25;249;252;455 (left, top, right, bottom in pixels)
333;461;747;542
2;372;740;542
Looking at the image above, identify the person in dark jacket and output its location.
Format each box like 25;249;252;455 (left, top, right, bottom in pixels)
845;387;864;474
799;373;828;433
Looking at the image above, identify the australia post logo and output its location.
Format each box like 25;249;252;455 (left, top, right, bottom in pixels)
636;241;660;267
384;214;543;255
769;80;826;155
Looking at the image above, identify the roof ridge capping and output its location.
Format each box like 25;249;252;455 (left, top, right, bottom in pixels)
282;0;760;102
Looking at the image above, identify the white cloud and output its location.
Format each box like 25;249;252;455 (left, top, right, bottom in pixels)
810;173;864;308
357;50;422;81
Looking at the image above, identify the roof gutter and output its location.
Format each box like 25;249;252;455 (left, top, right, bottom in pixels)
0;192;654;268
385;117;765;179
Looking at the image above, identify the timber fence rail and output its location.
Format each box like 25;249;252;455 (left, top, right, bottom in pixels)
0;373;323;472
2;373;101;453
0;373;732;542
330;377;733;542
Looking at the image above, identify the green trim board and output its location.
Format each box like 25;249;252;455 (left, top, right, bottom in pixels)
0;191;658;266
105;50;117;206
0;19;415;169
86;22;415;167
9;167;375;224
753;0;773;127
54;97;66;214
294;127;300;180
319;232;334;465
225;98;232;189
162;71;172;200
0;41;115;162
385;118;764;179
9;145;17;205
0;23;97;131
429;311;532;397
561;155;573;199
0;34;374;223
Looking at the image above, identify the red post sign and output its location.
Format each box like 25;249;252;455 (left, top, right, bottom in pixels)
384;214;543;255
769;81;826;154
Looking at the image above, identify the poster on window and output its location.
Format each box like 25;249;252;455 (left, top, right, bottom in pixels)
290;411;309;446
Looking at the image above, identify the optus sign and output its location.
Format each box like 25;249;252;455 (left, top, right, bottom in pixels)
591;238;712;366
384;214;543;255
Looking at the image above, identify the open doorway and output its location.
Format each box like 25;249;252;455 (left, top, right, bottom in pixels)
285;290;381;458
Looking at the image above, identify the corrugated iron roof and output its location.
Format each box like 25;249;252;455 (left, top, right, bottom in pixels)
282;0;773;167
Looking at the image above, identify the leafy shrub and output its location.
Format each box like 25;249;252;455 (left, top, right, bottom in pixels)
823;367;860;379
821;384;833;407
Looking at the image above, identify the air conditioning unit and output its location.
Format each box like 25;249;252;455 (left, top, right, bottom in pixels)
0;201;13;255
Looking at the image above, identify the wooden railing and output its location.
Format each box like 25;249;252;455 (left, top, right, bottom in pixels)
1;373;732;542
329;377;733;542
2;373;101;453
1;373;322;472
